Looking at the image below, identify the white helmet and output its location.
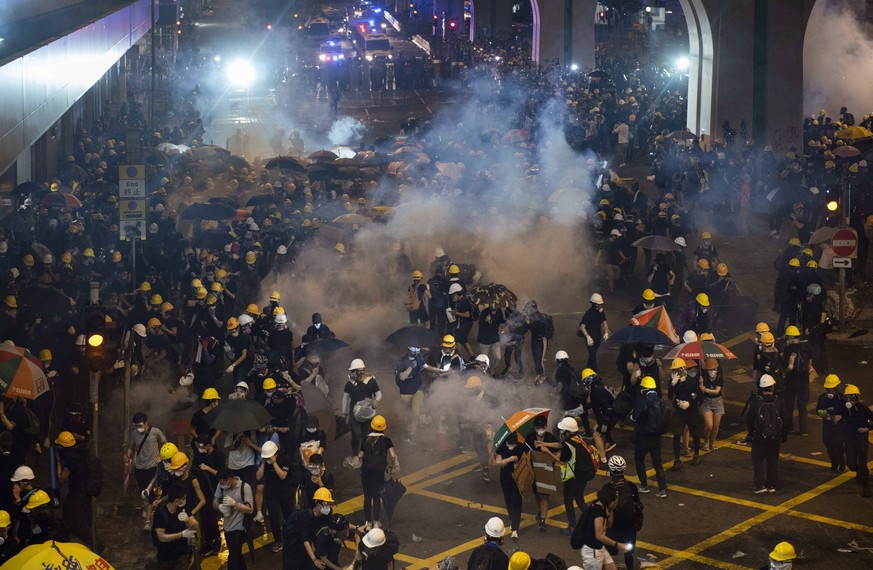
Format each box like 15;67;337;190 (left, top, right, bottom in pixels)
179;372;194;387
590;293;604;304
238;314;254;327
558;417;579;433
434;247;445;258
349;358;365;371
261;441;278;459
759;374;776;388
674;237;687;247
277;245;288;255
274;314;288;325
133;323;147;337
235;380;249;391
607;455;627;472
474;354;490;367
11;465;35;482
484;516;505;538
448;283;463;295
363;528;386;548
555;350;569;360
682;330;698;343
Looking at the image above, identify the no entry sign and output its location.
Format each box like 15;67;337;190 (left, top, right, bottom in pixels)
832;228;858;258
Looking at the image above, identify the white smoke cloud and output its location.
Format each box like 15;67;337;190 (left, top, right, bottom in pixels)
327;116;367;147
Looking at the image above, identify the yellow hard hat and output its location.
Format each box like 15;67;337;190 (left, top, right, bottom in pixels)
270;290;281;301
83;248;95;258
701;231;712;240
823;374;841;389
205;294;217;306
671;358;687;370
196;287;208;300
275;306;286;315
38;349;52;361
699;332;714;341
169;451;189;471
54;431;76;448
227;317;239;330
769;542;796;562
788;237;801;246
23;254;34;267
3;296;16;308
801;247;814;257
844;383;860;396
335;242;346;254
465;376;483;389
806;260;818;268
640;376;657;390
210;282;223;292
112;251;122;263
509;551;531;570
442;335;456;348
371;415;387;431
785;326;800;337
147;318;161;328
138;281;152;292
0;510;10;527
716;263;728;276
263;377;277;390
160;302;174;313
150;294;163;306
642;289;656;301
191;278;203;288
756;322;770;334
160;442;179;461
60;252;72;264
760;332;775;345
246;252;257;265
448;264;461;275
25;490;50;510
412;270;423;279
695;293;710;307
246;303;260;315
202;388;220;400
697;258;710;270
215;269;228;280
581;368;597;380
313;487;335;503
788;258;801;267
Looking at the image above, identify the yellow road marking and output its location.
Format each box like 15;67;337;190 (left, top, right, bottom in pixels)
723;330;755;348
634;539;754;570
721;441;832;468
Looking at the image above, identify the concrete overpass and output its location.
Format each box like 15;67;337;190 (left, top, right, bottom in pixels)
462;0;819;150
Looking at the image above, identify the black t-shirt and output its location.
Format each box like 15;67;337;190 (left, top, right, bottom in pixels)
580;308;606;341
190;408;215;438
314;525;342;563
344;378;380;408
580;503;608;549
361;436;394;472
227;331;254;362
477;308;505;345
154;503;188;561
283;508;325;561
263;451;294;500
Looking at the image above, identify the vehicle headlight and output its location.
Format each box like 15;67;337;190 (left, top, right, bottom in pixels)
319;54;327;61
366;55;373;61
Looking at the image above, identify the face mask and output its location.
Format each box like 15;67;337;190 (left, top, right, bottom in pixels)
314;323;321;329
506;443;517;450
163;461;171;470
306;427;317;433
770;561;792;570
309;466;321;475
688;369;699;379
535;428;546;436
640;357;654;366
265;391;274;398
707;370;717;379
320;505;332;516
136;426;146;433
0;528;6;545
671;371;682;381
597;306;604;312
196;446;207;453
219;483;229;490
172;470;183;477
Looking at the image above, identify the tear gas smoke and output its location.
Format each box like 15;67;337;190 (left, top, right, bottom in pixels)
804;1;873;116
327;116;367;147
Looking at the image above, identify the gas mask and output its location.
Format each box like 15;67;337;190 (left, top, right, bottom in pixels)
639;356;654;366
320;504;332;516
770;561;791;570
687;368;699;379
264;390;275;398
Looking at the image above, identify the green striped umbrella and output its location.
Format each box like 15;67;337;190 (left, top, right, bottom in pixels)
0;344;49;399
492;407;550;451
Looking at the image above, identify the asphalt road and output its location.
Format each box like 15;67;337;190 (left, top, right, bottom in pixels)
88;0;873;568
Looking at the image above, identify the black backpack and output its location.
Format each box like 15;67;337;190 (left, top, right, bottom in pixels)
567;367;588;401
427;276;449;310
530;314;555;340
641;392;669;435
468;547;499;570
612;390;634;421
755;400;782;440
532;553;567;570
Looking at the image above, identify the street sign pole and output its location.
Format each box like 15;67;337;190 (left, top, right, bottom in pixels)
840;169;847;332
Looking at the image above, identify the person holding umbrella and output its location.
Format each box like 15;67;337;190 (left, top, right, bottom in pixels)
494;431;524;540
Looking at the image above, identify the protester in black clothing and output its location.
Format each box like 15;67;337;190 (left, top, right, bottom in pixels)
153;485;198;569
749;375;784;493
584;369;617;463
605;456;641;570
341;359;382;458
842;384;873;497
448;283;475;359
524;415;560;531
668;358;702;469
523;300;553;384
815;374;846;473
557;417;597;536
630;376;668;497
282;487;334;569
554;351;584;411
500;307;526;378
781;327;811;435
467;516;510;570
298;453;334;511
578;294;609;370
570;484;629;567
494;438;523;540
257;441;294;553
304;313;335;342
189;388;221;443
193;434;225;556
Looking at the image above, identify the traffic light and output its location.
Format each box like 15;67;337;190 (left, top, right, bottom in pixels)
449;19;456;29
83;305;107;371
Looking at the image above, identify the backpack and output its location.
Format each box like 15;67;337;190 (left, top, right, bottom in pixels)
84;454;103;497
532;553;567;570
755;400;782;440
530;314;555;340
427;275;449;310
560;436;598;483
362;436;389;473
468;546;499;570
404;284;421;312
567;367;588;401
640;392;669;435
612;390;634;421
383;528;401;556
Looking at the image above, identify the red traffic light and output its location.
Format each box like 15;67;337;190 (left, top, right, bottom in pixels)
449;20;456;28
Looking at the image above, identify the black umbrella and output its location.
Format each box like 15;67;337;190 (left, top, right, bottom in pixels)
588;70;610;79
336;166;364;180
309;150;339;162
192;230;235;250
227;155;251;170
181;202;236;220
632;235;681;252
607;325;675;345
386;326;439;348
245;195;277;207
302;337;350;356
307;163;337;181
379;478;406;525
11;182;43;197
264;156;307;172
205;398;273;432
208;196;240;209
468;283;518;309
18;286;74;316
668;129;699;141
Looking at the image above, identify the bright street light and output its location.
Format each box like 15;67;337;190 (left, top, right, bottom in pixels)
570;63;579;72
676;57;690;70
227;59;255;88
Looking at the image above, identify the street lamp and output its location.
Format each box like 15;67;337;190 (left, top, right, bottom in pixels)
227;59;255;88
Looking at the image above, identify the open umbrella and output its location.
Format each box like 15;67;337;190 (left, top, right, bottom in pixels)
833;145;861;159
357;152;389;166
0;344;49;400
206;398;273;432
808;226;839;245
501;129;530;145
245;194;277;208
668;129;699;141
663;340;737;360
7;540;115;569
386;326;439;348
208;196;240;209
629;306;680;344
192;230;235;250
493;408;550;451
302;337;350;356
308;163;338;181
191;145;230;160
11;181;43;197
632;235;681;252
608;325;675;345
309;150;339;162
468;283;518;309
41;193;82;209
181;202;236;220
336;166;365;180
227;155;251;170
332;213;369;225
834;126;873;142
18;286;74;316
588;70;610;79
265;156;308;172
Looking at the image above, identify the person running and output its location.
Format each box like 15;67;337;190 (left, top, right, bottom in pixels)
629;376;668;497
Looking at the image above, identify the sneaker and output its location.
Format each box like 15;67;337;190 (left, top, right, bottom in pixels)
669;461;683;472
767;488;776;493
605;442;617;452
735;439;750;446
143;521;152;532
271;542;284;553
511;530;519;540
656;490;667;498
683;449;693;458
638;485;651;494
538;520;546;533
373;521;382;529
253;511;264;524
559;526;574;536
482;471;490;482
754;487;767;494
691;456;701;466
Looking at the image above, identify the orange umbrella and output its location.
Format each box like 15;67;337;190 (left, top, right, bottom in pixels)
0;344;49;399
629;306;680;344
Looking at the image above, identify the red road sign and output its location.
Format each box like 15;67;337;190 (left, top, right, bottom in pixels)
832;228;858;257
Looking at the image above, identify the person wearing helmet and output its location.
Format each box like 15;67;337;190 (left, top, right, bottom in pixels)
190;388;221;443
10;464;36;521
267;310;294;367
632;289;658;315
816;374;846;473
192;434;225;555
689;293;712;336
263;290;282;317
54;429;102;546
578;293;609;370
583;369;617;462
500;304;527;378
556;417;597;536
668;358;702;469
776;256;804;338
448;282;475;359
127;412;168;529
524;300;554;385
153;483;199;569
555;351;585;412
225;312;254;384
213;467;255;569
774;239;803;311
781;326;811;437
467;516;510;569
477;303;506;368
352;525;397;569
466;353;492;377
524;415;560;531
0;508;13;563
508;551;532;570
605;455;641;570
355;415;398;530
646;253;676;311
570;484;629;567
257;439;294;553
692;231;719;267
17;488;53;546
602;227;627;294
842;384;873;497
437;334;465;373
766;541;796;570
699;359;725;451
748;374;785;493
342;359;382;459
394;347;430;442
630;375;668;497
685;257;715;299
799;279;830;374
495;428;525;540
406;270;430;326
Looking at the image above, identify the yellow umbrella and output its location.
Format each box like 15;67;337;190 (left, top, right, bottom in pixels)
6;540;115;568
834;126;873;142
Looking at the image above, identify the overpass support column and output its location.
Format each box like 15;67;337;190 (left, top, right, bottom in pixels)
470;0;513;41
537;0;596;71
